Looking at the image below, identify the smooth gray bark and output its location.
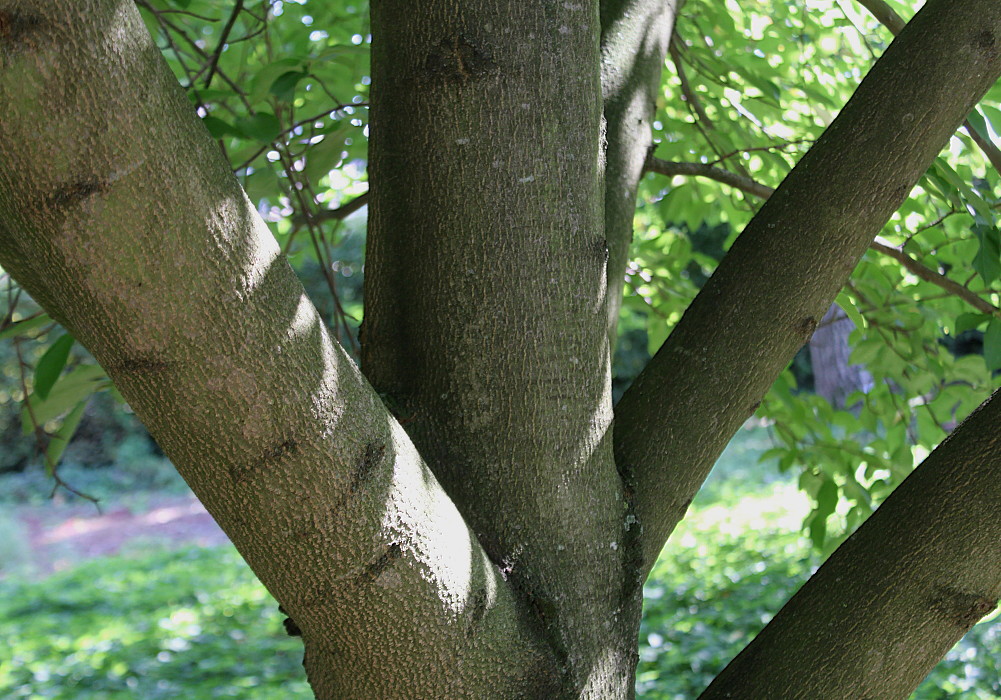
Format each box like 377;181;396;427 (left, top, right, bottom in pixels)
1;0;1000;698
600;0;678;345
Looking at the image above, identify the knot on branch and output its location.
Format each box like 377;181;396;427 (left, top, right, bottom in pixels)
974;29;998;59
931;585;997;628
351;441;386;492
795;316;818;339
362;542;403;582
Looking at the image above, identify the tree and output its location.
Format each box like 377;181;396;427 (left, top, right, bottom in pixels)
1;0;1000;697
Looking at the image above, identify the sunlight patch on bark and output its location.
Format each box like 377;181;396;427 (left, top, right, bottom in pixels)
382;419;486;617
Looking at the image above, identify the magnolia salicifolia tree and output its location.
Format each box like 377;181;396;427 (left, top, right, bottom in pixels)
1;0;1001;697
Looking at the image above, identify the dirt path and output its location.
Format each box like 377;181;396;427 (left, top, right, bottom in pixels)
17;494;230;576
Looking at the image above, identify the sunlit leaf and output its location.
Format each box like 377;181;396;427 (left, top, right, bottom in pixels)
0;313;51;341
44;399;88;473
22;364;108;433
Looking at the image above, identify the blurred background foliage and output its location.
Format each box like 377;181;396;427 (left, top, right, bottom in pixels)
2;0;1001;696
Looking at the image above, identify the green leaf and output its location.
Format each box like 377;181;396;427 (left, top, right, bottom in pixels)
984;319;1001;371
249;58;305;105
303;125;350;183
744;73;782;106
808;478;839;548
34;333;74;400
269;71;308;102
972;223;1001;285
202;116;240;140
835;292;865;331
807;512;827;549
236;112;282;144
647;322;669;356
44;400;88;473
192;88;235;102
981;104;1001;139
0;313;51;341
955;312;991;334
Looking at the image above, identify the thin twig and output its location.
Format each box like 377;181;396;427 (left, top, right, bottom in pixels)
870;238;999;317
709;139;813;167
205;0;245;89
291;192;369;230
669;38;713;129
645;157;1001;318
646;157;775;199
855;0;906;34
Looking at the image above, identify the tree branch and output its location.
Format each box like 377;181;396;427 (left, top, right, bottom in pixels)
599;0;679;345
646;157;774;198
701;388;1001;698
856;0;906;34
857;0;1001;175
617;0;1001;575
292;190;369;229
669;38;713;128
870;238;1000;317
964;118;1001;174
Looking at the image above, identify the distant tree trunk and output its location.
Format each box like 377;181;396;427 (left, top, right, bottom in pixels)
809;305;873;409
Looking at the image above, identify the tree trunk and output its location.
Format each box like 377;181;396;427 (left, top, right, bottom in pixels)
363;2;640;694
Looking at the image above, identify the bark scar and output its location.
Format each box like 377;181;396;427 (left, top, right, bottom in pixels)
263;438;299;463
362;542;402;581
931;585;997;628
466;587;488;637
974;29;998;58
0;10;44;55
424;35;496;83
351;441;386;492
48;179;109;209
110;356;173;375
594;237;609;264
229;437;298;482
796;316;818;338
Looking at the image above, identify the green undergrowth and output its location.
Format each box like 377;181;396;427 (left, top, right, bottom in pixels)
0;548;308;699
1;427;997;698
638;481;1001;699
